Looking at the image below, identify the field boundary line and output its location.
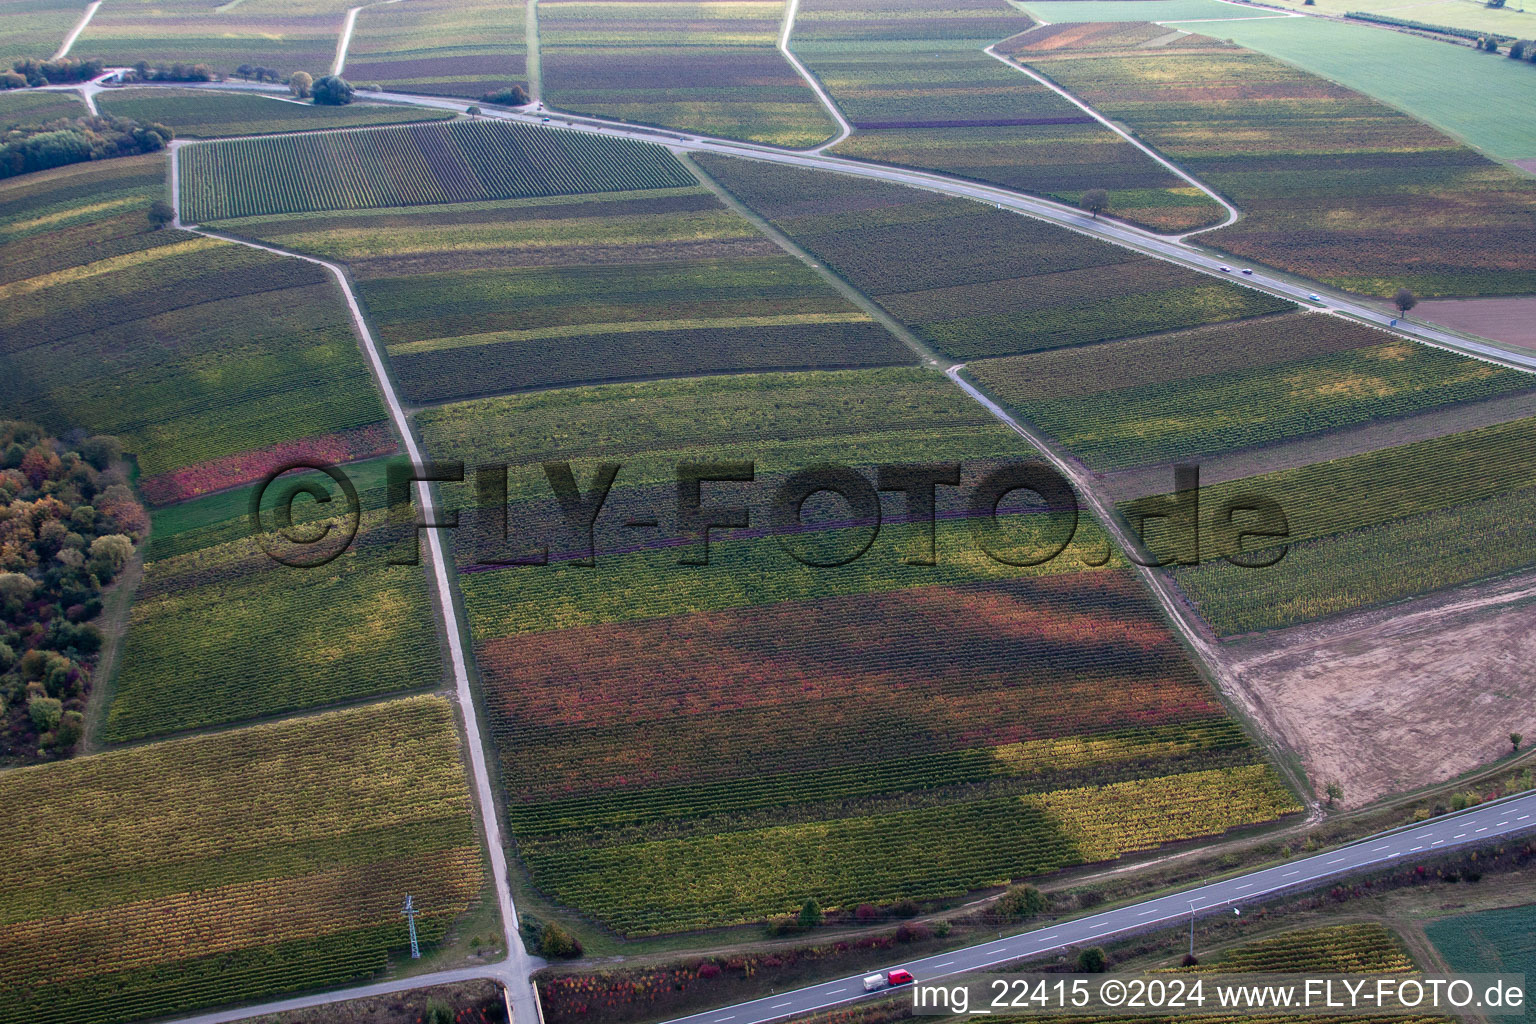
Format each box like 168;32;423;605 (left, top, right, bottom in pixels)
779;0;852;151
168;138;543;1024
983;45;1240;236
53;0;101;60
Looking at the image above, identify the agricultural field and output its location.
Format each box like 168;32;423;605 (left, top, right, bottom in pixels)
696;155;1291;359
417;367;1299;936
0;0;86;64
95;88;455;137
1426;904;1536;1005
539;0;838;146
344;0;527;99
0;696;484;1024
230;184;910;401
105;456;440;742
789;0;1223;231
1011;27;1536;295
0;154;394;497
77;0;353;77
967;312;1536;470
1140;416;1536;635
178;119;697;221
0;86;87;125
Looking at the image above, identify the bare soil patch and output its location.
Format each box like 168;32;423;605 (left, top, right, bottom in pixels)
1220;573;1536;808
1416;295;1536;351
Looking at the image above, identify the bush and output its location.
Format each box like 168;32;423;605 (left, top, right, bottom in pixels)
995;884;1048;920
539;921;583;959
311;75;354;105
425;1001;453;1024
891;899;920;918
482;85;530;105
798;898;823;929
854;903;877;922
1076;890;1104;910
1077;947;1107;973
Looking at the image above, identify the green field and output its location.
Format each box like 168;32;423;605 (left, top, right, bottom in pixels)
540;0;839;146
95;88;456;137
231;184;910;400
105;457;439;742
697;155;1291;359
418;366;1297;936
1426;904;1535;1006
0;696;483;1024
1019;0;1536;163
0;86;87;125
789;0;1223;231
76;0;351;77
968;313;1536;469
0;0;85;64
345;0;527;99
0;156;392;496
1145;416;1536;634
179;119;698;221
1016;28;1536;295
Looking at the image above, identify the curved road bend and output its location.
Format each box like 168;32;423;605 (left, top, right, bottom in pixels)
657;792;1536;1024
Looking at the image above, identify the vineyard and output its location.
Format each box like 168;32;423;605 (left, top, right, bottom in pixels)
0;156;392;484
0;0;84;65
0;696;484;1024
345;0;528;99
178;120;698;222
968;313;1536;470
1152;415;1536;633
416;367;1297;935
695;155;1290;358
788;0;1222;231
1016;28;1536;296
95;89;456;137
105;456;440;741
539;0;838;146
78;0;350;76
0;88;87;126
234;186;909;401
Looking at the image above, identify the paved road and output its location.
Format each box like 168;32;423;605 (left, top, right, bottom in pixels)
159;78;1536;378
657;792;1536;1024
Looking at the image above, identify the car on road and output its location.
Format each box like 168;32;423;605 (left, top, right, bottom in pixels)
1309;293;1321;301
1218;265;1231;272
864;969;915;991
1241;268;1254;275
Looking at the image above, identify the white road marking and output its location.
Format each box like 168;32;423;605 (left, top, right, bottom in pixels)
1283;870;1299;877
1456;833;1468;838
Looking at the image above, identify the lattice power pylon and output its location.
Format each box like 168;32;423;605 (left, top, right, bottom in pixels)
402;894;421;959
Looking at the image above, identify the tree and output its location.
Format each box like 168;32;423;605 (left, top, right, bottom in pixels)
1325;781;1343;807
1393;287;1418;317
465;105;481;116
288;71;312;98
425;1002;453;1024
1077;947;1107;973
798;898;823;928
89;534;134;577
236;63;254;80
311;75;354;105
482;85;530;105
1512;732;1524;752
147;200;174;229
538;921;583;958
996;884;1048;920
1509;39;1529;59
1081;188;1110;219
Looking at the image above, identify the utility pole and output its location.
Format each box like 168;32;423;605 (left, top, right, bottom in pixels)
403;894;421;959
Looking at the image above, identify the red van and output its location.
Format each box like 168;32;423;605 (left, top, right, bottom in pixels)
887;969;914;986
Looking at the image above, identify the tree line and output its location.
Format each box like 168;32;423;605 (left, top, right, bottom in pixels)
0;423;146;764
1;114;173;179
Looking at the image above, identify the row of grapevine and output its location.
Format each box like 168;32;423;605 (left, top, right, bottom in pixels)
179;119;697;222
